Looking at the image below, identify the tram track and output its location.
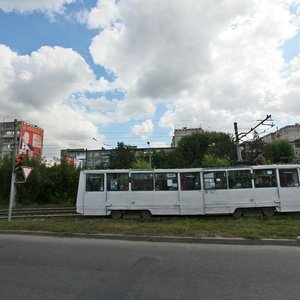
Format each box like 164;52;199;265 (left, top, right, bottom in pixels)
0;206;299;220
0;207;80;219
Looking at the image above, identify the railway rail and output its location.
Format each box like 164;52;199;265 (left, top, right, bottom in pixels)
0;206;299;220
0;207;79;219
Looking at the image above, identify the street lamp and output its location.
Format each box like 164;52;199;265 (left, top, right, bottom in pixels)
147;141;152;168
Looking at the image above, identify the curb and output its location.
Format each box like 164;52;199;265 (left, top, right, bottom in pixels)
0;230;300;246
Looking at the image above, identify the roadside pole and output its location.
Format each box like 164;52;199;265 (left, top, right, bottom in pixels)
8;119;18;221
234;122;242;162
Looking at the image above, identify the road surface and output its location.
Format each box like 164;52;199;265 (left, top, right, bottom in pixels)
0;234;299;299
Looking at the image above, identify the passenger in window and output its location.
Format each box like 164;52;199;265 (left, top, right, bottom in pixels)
287;180;295;187
134;181;142;190
234;181;242;188
155;181;163;190
280;176;287;187
119;184;128;191
181;180;189;190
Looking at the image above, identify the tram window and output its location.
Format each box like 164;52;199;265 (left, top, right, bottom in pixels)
155;173;178;191
180;172;201;190
228;170;252;189
86;174;104;192
254;169;277;188
107;173;129;191
203;171;227;190
279;169;299;187
131;173;153;191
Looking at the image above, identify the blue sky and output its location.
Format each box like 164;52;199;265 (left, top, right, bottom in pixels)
1;0;300;160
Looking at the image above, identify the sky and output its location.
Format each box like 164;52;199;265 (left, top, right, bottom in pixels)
1;0;300;161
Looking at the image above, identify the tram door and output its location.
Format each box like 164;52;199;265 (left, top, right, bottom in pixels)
106;173;130;210
277;168;300;212
83;173;107;215
179;172;204;215
153;172;180;215
203;171;230;214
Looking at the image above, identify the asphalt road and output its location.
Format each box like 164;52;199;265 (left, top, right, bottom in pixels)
0;234;299;300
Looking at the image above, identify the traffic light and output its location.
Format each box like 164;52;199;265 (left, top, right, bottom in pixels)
14;156;23;173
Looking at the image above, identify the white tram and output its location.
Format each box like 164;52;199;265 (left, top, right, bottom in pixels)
76;165;300;218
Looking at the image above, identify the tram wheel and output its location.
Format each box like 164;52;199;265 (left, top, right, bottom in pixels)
141;210;152;219
111;210;122;220
233;208;243;219
262;207;275;217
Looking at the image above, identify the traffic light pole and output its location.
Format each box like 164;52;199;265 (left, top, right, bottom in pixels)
8;119;18;221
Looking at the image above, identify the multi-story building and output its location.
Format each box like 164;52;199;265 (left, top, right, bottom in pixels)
0;120;44;159
171;127;203;147
61;148;111;168
261;123;300;163
61;146;174;169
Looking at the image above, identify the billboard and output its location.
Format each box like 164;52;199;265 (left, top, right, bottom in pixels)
19;123;44;158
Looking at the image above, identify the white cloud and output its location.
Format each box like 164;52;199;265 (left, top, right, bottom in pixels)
131;119;154;139
88;0;300;138
2;0;300;158
87;0;120;29
0;0;75;16
0;45;112;158
0;46;96;112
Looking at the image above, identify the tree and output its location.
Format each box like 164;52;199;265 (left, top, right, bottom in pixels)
0;156;13;205
131;160;150;169
242;138;266;164
175;131;236;167
16;156;80;205
108;142;135;169
202;153;231;167
264;139;295;163
151;150;179;168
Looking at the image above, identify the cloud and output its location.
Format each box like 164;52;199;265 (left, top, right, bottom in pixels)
131;119;154;139
88;0;300;136
0;45;112;158
2;0;300;159
87;0;120;29
0;0;76;16
0;46;95;111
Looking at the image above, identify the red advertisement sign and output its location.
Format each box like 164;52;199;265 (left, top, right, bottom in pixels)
19;123;44;158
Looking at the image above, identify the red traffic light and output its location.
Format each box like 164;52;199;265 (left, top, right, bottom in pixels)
14;156;23;173
15;156;23;163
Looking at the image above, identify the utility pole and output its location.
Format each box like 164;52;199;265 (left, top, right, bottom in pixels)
8;119;18;221
234;122;242;162
234;115;273;163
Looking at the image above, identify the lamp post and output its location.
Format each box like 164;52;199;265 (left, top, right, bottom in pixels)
147;141;152;168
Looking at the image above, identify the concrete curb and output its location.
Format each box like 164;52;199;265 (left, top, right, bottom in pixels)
0;230;300;246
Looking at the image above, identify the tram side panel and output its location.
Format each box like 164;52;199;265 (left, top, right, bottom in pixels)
76;171;85;214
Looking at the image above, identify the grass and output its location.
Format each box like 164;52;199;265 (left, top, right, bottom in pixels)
0;215;300;240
